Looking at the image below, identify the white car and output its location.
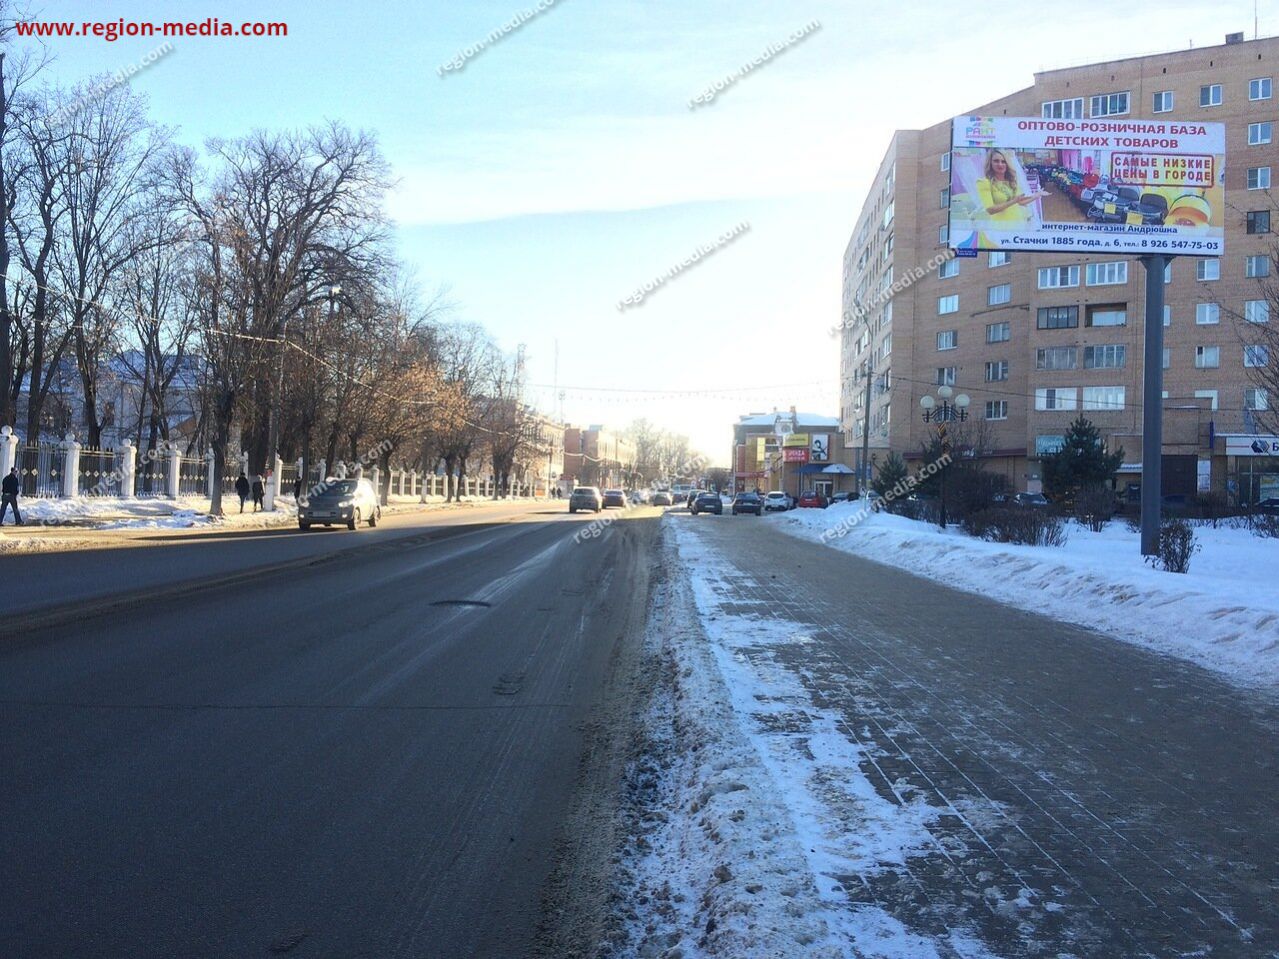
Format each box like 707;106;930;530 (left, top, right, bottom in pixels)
298;477;381;530
763;491;793;512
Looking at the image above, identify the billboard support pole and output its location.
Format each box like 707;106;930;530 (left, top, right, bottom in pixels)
1139;254;1168;556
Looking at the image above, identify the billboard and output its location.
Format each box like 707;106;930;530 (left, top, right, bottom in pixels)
949;116;1225;256
809;434;830;462
783;447;809;463
783;433;810;449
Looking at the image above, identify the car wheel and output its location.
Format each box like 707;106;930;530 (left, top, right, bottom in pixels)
299;520;311;530
569;506;576;513
369;508;378;528
348;509;359;531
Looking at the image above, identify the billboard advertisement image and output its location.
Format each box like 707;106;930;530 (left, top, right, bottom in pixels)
949;116;1225;256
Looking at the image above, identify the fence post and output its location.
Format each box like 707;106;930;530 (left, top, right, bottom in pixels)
316;459;326;486
205;450;216;499
118;439;137;498
265;453;282;510
62;433;81;498
0;426;17;479
166;444;181;499
370;465;381;499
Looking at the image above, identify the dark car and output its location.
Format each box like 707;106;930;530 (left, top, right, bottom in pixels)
690;491;723;515
731;492;762;515
796;490;828;509
1013;492;1050;508
686;489;701;509
1254;497;1279;515
830;491;855;504
602;488;627;508
298;477;381;531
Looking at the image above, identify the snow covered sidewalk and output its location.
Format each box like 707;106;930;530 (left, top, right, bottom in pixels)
605;522;1004;959
772;505;1279;689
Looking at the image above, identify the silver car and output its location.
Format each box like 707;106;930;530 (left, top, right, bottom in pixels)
298;477;382;530
568;486;603;513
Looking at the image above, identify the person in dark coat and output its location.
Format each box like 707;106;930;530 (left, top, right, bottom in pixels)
234;471;250;513
293;476;303;503
1;466;21;526
251;475;265;512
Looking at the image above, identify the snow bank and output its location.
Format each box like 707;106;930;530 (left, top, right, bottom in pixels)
774;505;1279;688
606;522;1003;958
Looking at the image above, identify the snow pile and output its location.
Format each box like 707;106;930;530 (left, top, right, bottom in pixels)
605;522;1003;958
774;506;1279;688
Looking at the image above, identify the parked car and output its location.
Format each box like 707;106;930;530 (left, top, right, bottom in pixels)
1013;492;1050;508
763;491;793;512
830;491;855;504
602;488;627;508
686;489;701;509
651;490;673;506
298;477;381;531
690;491;723;515
731;492;762;515
569;486;603;513
796;490;829;509
628;490;644;505
1254;497;1279;515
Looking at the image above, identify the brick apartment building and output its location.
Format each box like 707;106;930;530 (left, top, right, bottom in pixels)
841;32;1279;502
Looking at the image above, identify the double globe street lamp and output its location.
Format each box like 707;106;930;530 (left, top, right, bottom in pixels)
918;385;970;529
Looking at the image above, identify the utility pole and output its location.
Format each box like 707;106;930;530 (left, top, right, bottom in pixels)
1139;255;1168;556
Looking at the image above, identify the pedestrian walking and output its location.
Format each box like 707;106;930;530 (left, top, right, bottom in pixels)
1;466;22;526
293;475;303;504
235;471;250;513
251;474;265;512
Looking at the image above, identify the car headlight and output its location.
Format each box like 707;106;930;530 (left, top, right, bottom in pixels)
337;500;352;508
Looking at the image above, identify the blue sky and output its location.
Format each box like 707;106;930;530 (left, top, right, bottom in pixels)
36;0;1272;461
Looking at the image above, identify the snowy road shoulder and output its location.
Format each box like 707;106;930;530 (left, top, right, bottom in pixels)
771;506;1279;690
603;520;1003;959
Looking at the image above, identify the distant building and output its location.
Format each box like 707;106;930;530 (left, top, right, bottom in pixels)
562;424;636;489
732;407;854;498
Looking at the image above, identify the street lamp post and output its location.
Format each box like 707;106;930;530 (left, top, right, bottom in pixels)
919;385;970;529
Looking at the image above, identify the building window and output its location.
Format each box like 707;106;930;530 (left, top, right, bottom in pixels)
1038;265;1079;289
1037;305;1079;329
938;294;958;315
989;251;1011;268
1248;121;1273;145
1245;388;1269;411
940;153;950;172
1247;210;1271;234
985;400;1008;420
883;201;894;227
1035;387;1078;411
1195;302;1220;325
939;258;959;279
936;367;956;386
1164;304;1172;326
936;330;957;351
1197;259;1220;281
1036;346;1078;371
988;283;1011;306
1084;344;1126;369
1086;306;1127;327
1041;97;1084;119
986;321;1010;343
1152;90;1174;113
939;223;949;245
1195;345;1220;369
1082;386;1125;411
1090;91;1129;116
1245;345;1269;368
985;360;1009;382
1086;261;1128;286
1246;254;1271;278
1163;347;1171;370
1248;167;1272;190
940;187;949;208
1200;83;1223;107
1245;299;1270;323
1250;77;1273;100
1194;389;1219;411
1164;260;1173;284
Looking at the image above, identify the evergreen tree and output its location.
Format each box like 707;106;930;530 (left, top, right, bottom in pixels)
1041;416;1124;501
872;451;909;498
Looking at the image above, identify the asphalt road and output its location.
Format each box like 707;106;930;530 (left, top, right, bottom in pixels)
1;501;659;959
675;510;1279;957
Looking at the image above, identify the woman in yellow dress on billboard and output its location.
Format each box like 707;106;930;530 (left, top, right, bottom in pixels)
976;149;1042;223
